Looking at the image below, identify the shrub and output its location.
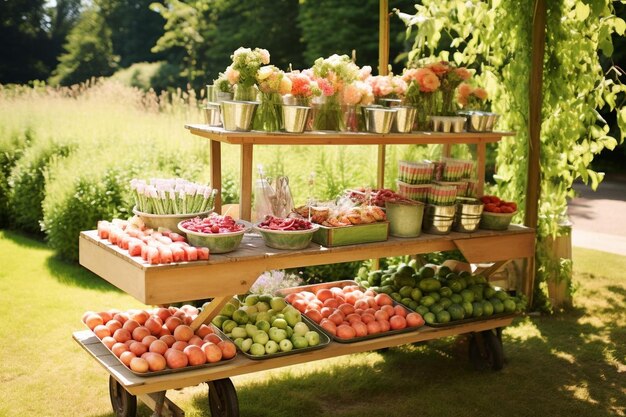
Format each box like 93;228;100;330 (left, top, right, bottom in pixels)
8;139;75;235
111;62;163;91
42;166;132;261
0;128;34;227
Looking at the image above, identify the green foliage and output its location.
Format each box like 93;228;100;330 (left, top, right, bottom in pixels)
111;62;163;90
0;128;34;227
399;0;626;310
289;261;364;285
8;139;75;235
49;8;119;86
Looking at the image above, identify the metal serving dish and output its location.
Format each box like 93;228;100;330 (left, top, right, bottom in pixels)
228;314;331;361
87;322;235;377
459;111;500;132
452;197;484;233
278;280;422;344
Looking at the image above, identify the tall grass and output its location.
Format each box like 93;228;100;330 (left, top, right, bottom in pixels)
0;79;475;259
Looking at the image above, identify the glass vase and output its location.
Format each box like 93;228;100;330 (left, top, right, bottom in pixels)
409;93;436;131
253;92;282;132
340;104;359;132
234;84;258;102
440;88;457;116
313;94;343;131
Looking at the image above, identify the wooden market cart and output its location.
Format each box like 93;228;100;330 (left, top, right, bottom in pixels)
74;127;535;417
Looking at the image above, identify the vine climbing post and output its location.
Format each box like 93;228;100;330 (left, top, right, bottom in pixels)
525;0;547;306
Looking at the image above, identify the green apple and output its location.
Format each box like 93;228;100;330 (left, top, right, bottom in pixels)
211;315;229;328
231;326;248;339
291;335;307;349
232;310;249;325
249;343;265;356
233;337;244;350
241;338;253;353
253;331;269;345
219;303;237;317
279;339;293;352
293;321;309;337
272;318;288;329
244;294;259;306
256;320;270;333
268;327;287;343
265;340;279;354
256;301;270;312
221;319;238;334
270;296;287;311
285;326;293;338
304;331;320;346
245;323;258;338
255;311;271;324
282;306;302;327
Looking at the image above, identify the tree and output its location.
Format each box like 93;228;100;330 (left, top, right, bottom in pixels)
0;0;53;83
99;0;165;68
49;8;119;86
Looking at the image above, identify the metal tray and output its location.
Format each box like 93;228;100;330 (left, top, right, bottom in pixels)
278;280;423;344
424;312;518;328
225;314;331;360
86;322;235;377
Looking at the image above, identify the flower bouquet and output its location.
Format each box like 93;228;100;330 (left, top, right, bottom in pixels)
224;47;270;101
402;67;440;130
310;54;360;131
253;65;292;131
340;80;374;131
425;61;471;115
366;74;407;106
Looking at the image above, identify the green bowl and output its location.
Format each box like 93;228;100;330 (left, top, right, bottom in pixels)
253;224;320;250
479;211;517;231
133;207;213;234
177;221;251;253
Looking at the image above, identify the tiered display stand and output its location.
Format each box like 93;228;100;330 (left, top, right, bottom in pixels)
74;127;534;417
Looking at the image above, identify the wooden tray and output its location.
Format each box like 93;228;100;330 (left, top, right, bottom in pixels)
312;222;389;247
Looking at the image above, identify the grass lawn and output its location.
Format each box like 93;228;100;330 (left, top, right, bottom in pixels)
0;231;624;417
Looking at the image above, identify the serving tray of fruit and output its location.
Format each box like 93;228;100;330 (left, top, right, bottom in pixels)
211;294;330;360
82;305;236;377
277;281;425;343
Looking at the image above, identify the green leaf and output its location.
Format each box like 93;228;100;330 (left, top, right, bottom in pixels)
575;2;590;21
614;17;626;35
598;24;614;57
618;107;626;143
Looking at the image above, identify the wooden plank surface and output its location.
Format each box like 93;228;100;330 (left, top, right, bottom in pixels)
210;140;222;214
74;313;515;395
185;125;515;146
239;144;253;221
79;226;534;305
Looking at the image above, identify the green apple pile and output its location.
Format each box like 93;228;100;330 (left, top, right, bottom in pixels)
354;262;526;325
211;294;322;356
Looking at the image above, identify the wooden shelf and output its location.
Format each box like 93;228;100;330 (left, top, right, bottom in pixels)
79;226;534;305
74;312;515;394
185;124;515;146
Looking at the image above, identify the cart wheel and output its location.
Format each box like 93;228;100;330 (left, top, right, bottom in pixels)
208;378;239;417
469;330;504;371
109;376;137;417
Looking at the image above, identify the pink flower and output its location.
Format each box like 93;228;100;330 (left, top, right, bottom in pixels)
225;66;240;85
359;66;372;81
368;76;393;97
426;61;451;77
418;70;440;93
474;87;488;100
402;68;420;83
457;83;472;107
341;83;362;105
288;72;313;97
455;67;472;81
392;76;407;96
317;78;335;96
257;48;270;65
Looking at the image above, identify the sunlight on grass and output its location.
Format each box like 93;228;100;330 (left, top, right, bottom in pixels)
563;381;599;405
504;316;545;342
550;348;576;364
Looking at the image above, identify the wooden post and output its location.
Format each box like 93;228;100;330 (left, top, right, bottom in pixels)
210;140;222;214
524;0;547;306
240;144;254;221
377;0;389;190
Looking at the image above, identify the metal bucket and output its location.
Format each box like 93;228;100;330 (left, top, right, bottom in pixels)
385;201;425;237
392;106;417;133
365;107;397;134
453;197;484;232
423;204;456;235
204;103;222;126
282;105;310;133
220;100;258;132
